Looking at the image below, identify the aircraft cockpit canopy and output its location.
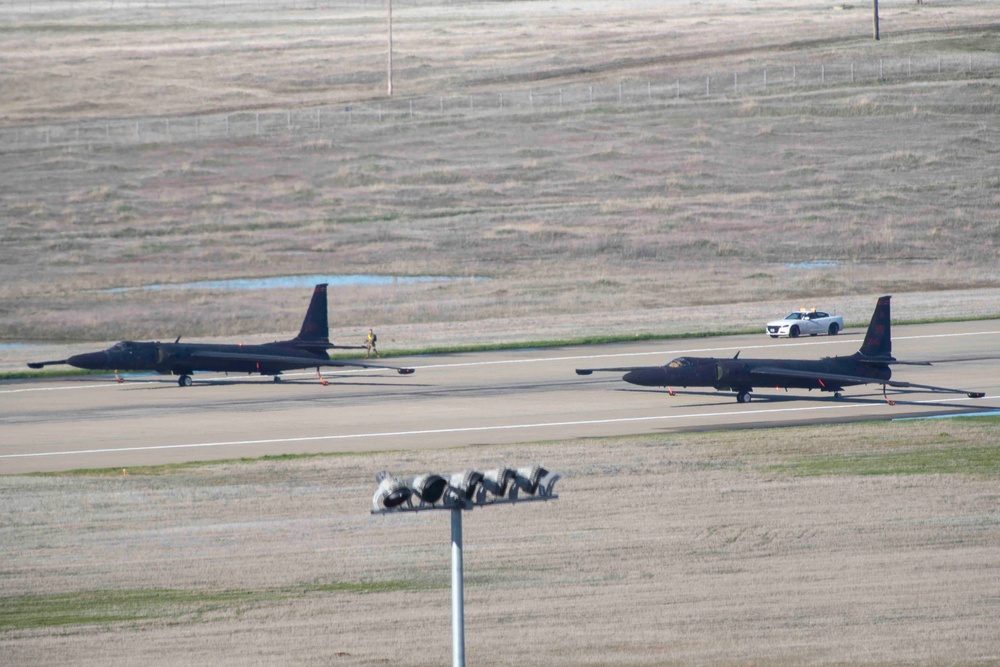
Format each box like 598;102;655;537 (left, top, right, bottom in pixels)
667;357;694;368
108;341;136;353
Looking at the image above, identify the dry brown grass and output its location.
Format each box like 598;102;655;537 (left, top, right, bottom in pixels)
3;418;999;665
1;1;999;350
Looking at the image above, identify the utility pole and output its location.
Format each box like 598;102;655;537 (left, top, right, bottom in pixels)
387;0;393;96
873;0;880;40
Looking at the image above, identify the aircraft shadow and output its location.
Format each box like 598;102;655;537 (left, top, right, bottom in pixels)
114;375;429;389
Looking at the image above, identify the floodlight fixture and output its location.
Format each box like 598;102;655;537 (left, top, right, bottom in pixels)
481;467;515;498
372;471;411;511
410;473;448;506
370;464;561;667
447;469;483;503
514;465;547;494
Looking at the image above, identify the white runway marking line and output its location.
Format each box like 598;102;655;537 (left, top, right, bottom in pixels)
2;394;995;460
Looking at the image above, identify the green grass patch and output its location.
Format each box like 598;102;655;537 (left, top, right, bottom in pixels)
0;368;99;381
0;580;428;631
771;444;1000;478
25;451;379;477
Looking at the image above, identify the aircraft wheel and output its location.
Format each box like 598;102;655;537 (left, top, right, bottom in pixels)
828;323;840;336
789;326;800;338
834;391;843;399
178;375;193;387
273;375;282;383
736;390;751;404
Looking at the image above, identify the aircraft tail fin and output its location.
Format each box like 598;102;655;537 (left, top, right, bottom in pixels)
857;295;893;360
294;283;331;345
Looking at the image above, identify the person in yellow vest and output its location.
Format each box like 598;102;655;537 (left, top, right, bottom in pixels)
365;328;380;358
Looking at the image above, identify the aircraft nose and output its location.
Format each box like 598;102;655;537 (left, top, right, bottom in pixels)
67;351;107;370
622;367;667;387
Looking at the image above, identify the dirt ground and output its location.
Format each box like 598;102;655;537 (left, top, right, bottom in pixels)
2;0;999;345
2;420;999;666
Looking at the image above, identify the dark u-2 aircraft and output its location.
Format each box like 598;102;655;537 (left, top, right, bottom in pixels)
28;284;414;386
576;296;985;404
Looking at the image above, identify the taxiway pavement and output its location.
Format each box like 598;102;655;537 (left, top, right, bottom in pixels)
3;320;998;473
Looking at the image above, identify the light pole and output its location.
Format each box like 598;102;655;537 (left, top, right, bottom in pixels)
372;465;561;667
386;0;393;96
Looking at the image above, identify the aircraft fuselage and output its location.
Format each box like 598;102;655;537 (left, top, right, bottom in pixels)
622;355;892;392
67;340;330;377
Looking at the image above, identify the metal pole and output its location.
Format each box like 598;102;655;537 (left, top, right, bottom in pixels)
451;508;466;667
386;0;393;96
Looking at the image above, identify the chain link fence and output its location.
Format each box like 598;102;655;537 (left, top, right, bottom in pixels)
3;52;998;151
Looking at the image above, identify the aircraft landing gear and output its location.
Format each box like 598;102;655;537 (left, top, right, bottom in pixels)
178;374;193;387
882;384;896;406
834;391;843;399
736;389;752;403
273;375;282;383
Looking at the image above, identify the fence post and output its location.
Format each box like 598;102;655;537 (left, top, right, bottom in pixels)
529;91;533;110
763;69;767;89
618;81;623;103
589;85;593;104
851;61;855;83
792;65;796;83
879;58;883;79
733;72;738;94
821;64;825;84
937;54;941;74
705;76;710;96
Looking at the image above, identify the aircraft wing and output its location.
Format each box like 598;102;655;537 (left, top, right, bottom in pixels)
27;359;68;369
750;367;984;398
190;350;415;374
575;367;649;375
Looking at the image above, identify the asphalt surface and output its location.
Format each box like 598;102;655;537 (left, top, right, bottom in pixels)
3;320;999;473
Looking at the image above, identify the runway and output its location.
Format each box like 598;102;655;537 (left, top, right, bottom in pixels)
3;320;999;473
